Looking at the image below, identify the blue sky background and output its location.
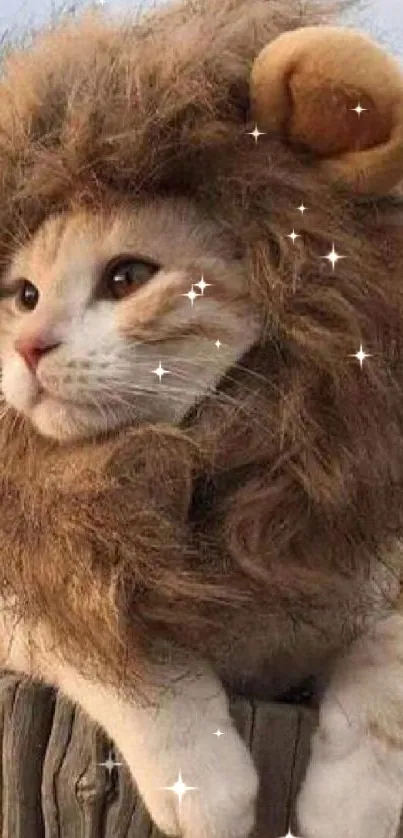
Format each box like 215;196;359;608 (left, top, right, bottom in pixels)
0;0;401;61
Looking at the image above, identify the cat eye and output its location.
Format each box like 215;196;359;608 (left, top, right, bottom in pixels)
15;279;40;312
98;256;160;301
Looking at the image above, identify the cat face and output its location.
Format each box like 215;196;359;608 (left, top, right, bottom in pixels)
0;197;262;442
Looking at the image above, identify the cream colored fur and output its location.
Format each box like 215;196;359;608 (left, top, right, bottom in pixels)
298;615;403;838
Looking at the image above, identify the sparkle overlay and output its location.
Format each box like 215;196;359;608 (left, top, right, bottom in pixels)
350;343;372;368
97;747;123;777
195;275;212;295
351;102;367;116
214;728;225;737
322;243;346;270
182;285;201;306
287;229;301;244
248;124;266;143
161;771;198;805
297;203;307;214
153;361;170;381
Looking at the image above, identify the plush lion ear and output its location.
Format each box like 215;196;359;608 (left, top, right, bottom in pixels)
250;26;403;194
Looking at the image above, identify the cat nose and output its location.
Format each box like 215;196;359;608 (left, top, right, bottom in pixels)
15;337;61;372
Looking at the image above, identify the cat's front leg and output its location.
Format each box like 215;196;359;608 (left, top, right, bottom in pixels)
0;602;258;838
297;613;403;838
52;653;258;838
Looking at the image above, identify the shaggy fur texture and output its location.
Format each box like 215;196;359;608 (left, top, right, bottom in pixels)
1;0;403;699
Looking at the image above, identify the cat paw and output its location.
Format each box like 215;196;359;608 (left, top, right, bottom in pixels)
296;729;403;838
130;723;258;838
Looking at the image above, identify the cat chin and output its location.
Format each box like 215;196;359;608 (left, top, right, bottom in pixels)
30;395;113;442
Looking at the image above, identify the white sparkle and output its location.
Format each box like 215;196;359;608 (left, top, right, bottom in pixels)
161;771;198;805
349;343;372;368
351;102;367;116
98;748;123;776
287;229;301;244
182;285;200;306
248;124;266;143
322;243;346;270
215;340;222;349
278;830;302;838
213;728;225;737
153;361;170;381
194;275;212;295
297;203;307;214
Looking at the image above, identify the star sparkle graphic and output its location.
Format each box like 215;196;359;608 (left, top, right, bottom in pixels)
215;340;222;349
195;275;212;295
213;728;225;737
248;124;266;143
297;203;307;214
161;771;198;805
278;829;302;838
153;361;170;381
287;229;301;244
322;243;346;270
349;343;372;368
351;102;367;116
97;747;123;777
182;285;201;306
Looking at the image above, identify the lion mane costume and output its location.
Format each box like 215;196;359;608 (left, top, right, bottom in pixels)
1;0;403;704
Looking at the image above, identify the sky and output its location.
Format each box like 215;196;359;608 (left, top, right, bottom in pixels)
0;0;401;61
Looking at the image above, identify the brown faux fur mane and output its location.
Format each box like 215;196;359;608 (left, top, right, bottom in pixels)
1;0;403;695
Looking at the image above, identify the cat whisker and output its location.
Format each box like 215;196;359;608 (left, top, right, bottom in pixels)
84;386;149;432
97;379;274;439
98;365;269;415
0;405;11;422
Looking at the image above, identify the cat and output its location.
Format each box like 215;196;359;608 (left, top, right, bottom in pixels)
0;196;264;838
0;197;402;838
0;1;403;837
